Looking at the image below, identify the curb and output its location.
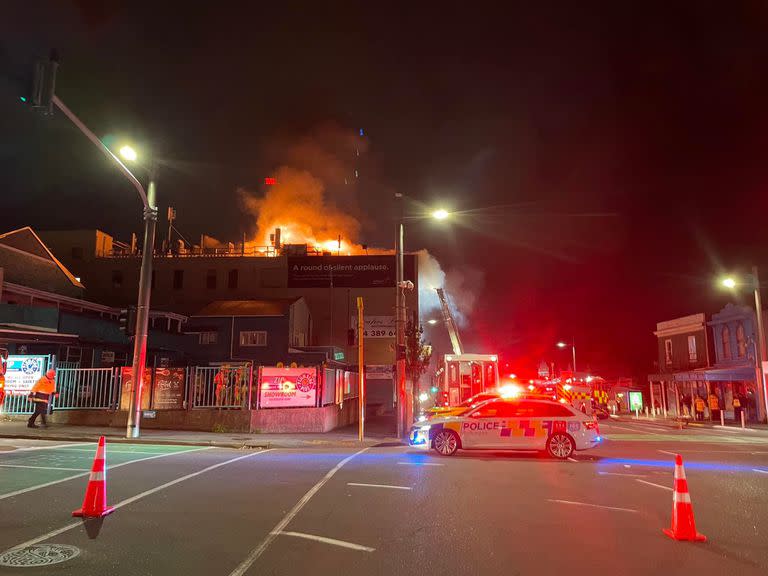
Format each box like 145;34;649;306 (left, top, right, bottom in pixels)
0;432;402;450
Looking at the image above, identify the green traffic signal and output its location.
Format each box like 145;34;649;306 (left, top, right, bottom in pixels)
19;96;27;103
430;386;438;394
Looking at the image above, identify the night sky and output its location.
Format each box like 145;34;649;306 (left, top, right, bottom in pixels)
3;2;768;379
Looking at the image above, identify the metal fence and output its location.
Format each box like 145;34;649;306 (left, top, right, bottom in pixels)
55;368;119;410
1;367;120;415
190;365;252;409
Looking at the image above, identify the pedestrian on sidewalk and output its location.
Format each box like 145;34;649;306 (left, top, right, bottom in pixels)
733;394;742;422
708;393;720;422
694;396;705;421
28;369;57;429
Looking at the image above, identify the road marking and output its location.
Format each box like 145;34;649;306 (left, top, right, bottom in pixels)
55;448;178;455
276;531;375;552
635;479;673;491
227;448;369;576
597;471;648;477
0;446;212;501
567;457;578;463
0;442;93;453
0;464;89;472
547;499;638;513
347;482;412;490
1;449;271;554
397;461;444;467
753;469;768;474
658;450;677;456
607;424;662;436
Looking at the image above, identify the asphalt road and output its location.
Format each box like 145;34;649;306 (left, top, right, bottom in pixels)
0;420;767;575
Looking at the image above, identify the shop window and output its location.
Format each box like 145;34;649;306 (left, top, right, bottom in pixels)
664;339;673;365
722;326;732;360
688;335;697;362
736;323;747;358
199;332;218;345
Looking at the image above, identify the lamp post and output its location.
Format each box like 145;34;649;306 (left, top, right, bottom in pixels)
557;340;577;374
721;267;768;423
47;96;159;439
394;195;451;437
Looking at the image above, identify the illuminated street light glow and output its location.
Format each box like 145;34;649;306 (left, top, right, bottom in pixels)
721;277;737;289
432;209;450;220
418;392;429;403
119;145;137;162
557;341;567;348
427;319;438;325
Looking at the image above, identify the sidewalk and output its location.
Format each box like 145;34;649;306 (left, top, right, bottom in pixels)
0;416;403;450
610;414;768;432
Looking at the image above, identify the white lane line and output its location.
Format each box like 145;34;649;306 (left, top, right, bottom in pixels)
0;442;93;453
397;461;444;467
0;446;212;501
0;464;89;472
606;424;663;436
347;482;412;490
277;531;375;552
567;457;578;463
753;469;768;474
55;448;183;455
1;449;271;554
636;479;673;492
227;448;369;576
658;450;677;456
597;472;648;478
547;499;638;513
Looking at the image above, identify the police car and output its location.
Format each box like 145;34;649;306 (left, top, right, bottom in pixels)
409;398;601;458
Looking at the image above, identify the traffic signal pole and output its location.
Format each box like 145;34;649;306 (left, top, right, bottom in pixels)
357;296;365;442
48;93;158;438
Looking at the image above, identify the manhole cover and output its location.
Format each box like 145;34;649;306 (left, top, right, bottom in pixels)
0;544;80;567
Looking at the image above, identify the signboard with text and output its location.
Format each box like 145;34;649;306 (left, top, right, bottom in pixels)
120;367;152;411
287;255;416;288
152;367;185;410
4;356;47;394
351;316;396;338
259;367;317;408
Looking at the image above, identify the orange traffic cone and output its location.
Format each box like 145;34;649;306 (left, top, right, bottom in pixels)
663;454;706;542
72;436;115;518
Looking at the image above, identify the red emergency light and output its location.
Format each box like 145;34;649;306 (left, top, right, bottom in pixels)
264;177;277;186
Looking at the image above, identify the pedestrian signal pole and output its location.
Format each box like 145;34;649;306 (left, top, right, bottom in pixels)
357;296;365;442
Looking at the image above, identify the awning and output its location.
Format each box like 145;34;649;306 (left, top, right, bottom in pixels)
648;366;755;383
0;328;79;345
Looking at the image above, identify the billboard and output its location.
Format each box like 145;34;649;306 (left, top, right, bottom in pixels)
4;356;47;394
351;316;396;338
120;367;152;410
287;255;416;288
152;368;186;410
259;367;317;408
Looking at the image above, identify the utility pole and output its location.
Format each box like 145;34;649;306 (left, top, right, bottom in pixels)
357;296;365;442
395;193;406;438
26;53;159;439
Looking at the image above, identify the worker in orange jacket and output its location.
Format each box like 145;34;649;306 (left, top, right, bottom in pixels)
28;369;57;428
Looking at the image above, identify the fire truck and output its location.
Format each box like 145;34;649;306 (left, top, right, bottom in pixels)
526;375;609;415
434;288;500;406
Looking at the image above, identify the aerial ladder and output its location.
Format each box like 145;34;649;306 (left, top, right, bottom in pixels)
434;288;499;406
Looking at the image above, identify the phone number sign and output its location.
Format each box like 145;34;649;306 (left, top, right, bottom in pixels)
353;316;396;339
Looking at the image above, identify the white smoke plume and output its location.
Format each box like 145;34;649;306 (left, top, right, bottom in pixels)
417;250;481;328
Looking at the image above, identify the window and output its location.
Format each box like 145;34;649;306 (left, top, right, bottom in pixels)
111;270;123;289
722;326;732;360
173;270;184;290
228;269;239;290
664;339;673;365
688;335;697;362
199;331;218;345
71;246;84;260
206;270;217;290
239;330;267;347
736;323;747;358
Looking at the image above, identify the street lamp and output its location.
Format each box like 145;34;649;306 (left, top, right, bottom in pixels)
394;196;452;437
118;146;159;439
720;267;768;422
556;340;577;374
427;319;438;325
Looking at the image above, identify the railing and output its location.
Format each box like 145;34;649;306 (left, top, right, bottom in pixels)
190;365;252;409
1;393;35;415
54;368;119;410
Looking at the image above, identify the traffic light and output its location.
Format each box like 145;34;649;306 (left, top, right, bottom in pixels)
430;386;438;394
439;391;450;406
118;306;137;337
20;50;59;114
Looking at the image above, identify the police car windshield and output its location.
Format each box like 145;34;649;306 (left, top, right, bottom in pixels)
459;394;498;408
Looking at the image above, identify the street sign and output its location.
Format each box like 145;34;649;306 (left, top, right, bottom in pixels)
259;367;317;408
4;356;47;394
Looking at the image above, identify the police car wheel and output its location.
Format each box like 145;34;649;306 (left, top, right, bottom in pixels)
546;433;574;459
433;430;459;456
